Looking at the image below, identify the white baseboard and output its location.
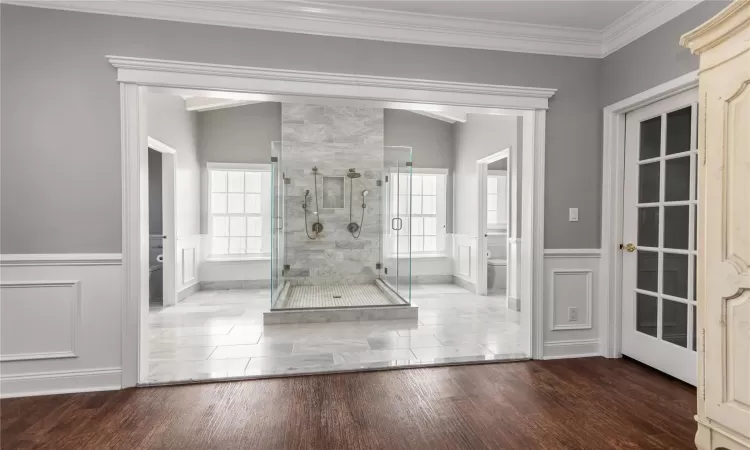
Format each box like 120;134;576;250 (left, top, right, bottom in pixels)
0;368;122;398
542;339;600;360
177;281;200;302
452;276;476;293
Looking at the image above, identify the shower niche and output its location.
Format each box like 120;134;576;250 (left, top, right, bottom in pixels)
266;104;415;324
321;176;344;209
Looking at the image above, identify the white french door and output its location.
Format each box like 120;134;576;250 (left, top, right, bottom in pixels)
621;88;698;385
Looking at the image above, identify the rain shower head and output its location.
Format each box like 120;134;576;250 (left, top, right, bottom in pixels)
347;168;361;178
362;190;370;197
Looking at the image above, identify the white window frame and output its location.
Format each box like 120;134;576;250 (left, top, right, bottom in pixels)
206;162;271;261
388;167;448;258
487;169;508;232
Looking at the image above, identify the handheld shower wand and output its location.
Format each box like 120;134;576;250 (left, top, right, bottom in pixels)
347;186;369;238
303;169;324;239
302;189;316;240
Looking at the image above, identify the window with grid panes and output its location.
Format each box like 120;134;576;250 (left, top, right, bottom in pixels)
390;170;447;255
208;165;270;257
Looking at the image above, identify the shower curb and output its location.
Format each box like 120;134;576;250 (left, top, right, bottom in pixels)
263;303;418;325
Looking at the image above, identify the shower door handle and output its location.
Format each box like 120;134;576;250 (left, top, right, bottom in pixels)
276;216;284;230
391;217;403;231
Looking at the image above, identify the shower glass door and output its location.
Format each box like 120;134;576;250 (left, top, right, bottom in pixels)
270;141;286;308
383;146;412;303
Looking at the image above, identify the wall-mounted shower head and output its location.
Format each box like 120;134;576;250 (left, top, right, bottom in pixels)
362;190;370;197
347;168;361;178
304;189;310;196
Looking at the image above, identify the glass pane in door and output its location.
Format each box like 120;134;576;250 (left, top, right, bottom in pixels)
636;293;658;337
383;146;412;304
639;116;661;160
662;299;688;348
632;103;697;349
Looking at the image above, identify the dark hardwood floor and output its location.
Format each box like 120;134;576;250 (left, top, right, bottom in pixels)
1;358;696;450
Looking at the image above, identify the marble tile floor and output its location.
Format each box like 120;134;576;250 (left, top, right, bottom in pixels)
146;284;525;383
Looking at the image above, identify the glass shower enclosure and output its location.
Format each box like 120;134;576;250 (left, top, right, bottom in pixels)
270;142;412;310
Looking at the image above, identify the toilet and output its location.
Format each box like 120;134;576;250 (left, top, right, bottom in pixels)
486;234;507;293
149;236;163;305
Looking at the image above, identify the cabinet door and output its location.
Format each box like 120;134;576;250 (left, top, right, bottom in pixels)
701;49;750;436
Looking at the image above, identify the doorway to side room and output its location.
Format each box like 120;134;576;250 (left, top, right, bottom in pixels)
147;137;177;310
477;148;518;305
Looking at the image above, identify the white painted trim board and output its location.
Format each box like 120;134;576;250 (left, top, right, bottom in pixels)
0;254;123;266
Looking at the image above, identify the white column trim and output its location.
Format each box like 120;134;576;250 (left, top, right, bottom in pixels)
599;70;699;358
524;109;547;360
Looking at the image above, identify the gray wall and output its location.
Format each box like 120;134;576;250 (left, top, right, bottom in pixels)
148;149;163;235
197;102;281;165
488;160;507;170
0;4;602;253
600;1;728;107
384;110;455;233
147;93;200;238
453;114;518;238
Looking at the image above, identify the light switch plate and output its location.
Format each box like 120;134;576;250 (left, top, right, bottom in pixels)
569;208;579;222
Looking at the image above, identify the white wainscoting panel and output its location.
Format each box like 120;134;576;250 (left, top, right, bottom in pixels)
182;248;196;285
0;281;81;362
452;234;476;282
543;249;601;359
0;254;123;398
175;235;201;296
550;270;593;331
507;238;521;307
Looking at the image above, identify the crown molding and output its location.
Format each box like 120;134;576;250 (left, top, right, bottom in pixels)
6;0;705;59
5;0;601;57
601;0;705;57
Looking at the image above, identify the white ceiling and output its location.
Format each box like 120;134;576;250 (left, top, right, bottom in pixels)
317;0;644;30
8;0;704;58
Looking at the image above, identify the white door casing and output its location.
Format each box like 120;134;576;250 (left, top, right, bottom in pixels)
621;88;699;385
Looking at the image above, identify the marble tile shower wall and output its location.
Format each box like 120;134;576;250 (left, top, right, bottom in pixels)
281;104;385;285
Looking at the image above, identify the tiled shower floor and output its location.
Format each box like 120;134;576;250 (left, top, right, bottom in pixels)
146;284;524;384
284;284;392;308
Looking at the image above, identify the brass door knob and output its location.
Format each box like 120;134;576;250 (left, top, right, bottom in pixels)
624;243;636;252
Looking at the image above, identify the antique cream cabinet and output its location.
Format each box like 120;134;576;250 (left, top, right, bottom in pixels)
681;1;750;449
